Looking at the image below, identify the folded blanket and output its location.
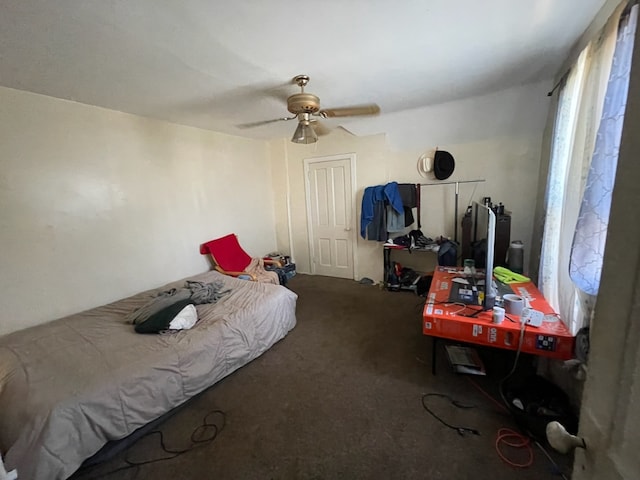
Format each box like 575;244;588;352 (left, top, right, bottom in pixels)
127;280;231;325
245;257;279;285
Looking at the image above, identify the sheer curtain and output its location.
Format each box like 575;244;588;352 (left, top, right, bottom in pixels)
570;5;638;296
539;5;625;336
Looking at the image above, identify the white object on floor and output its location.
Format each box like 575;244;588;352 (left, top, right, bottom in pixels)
0;454;17;480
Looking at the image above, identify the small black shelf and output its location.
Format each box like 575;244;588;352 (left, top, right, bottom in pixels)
383;245;438;291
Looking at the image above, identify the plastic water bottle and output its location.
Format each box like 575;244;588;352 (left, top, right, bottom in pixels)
507;241;524;273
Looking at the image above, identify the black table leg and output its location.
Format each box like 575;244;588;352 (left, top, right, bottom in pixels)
432;336;438;375
383;248;390;289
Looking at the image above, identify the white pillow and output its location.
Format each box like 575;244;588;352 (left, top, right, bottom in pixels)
168;304;198;330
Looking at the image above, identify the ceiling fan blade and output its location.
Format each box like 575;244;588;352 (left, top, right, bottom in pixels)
319;104;380;118
236;116;295;129
310;119;331;136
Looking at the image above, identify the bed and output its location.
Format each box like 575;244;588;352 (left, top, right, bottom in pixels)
0;270;297;480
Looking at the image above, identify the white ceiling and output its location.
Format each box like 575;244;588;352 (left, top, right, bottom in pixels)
0;0;607;142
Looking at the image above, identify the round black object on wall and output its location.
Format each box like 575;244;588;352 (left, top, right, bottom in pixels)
434;150;455;180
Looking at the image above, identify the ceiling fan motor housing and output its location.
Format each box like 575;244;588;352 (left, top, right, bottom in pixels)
287;93;321;114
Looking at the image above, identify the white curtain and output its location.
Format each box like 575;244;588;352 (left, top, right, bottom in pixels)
539;6;622;336
570;5;638;296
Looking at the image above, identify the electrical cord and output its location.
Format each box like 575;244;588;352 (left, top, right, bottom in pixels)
499;317;527;406
421;393;480;437
467;377;568;474
449;303;472;315
467;377;535;469
418;349;568;475
461;317;537;470
88;409;226;479
417;299;470;313
495;428;534;468
533;440;570;480
466;377;510;415
466;325;569;473
433;299;484;313
461;306;486;318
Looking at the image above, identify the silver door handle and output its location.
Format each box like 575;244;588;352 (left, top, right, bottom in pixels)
345;227;352;231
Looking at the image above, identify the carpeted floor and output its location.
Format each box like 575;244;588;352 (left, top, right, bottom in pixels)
73;274;573;480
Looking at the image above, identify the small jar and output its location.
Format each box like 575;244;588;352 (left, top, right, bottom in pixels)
463;259;475;275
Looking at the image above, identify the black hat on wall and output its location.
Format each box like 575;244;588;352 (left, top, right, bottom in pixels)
433;150;455;180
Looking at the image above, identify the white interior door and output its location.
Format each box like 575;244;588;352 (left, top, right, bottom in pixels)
305;154;356;279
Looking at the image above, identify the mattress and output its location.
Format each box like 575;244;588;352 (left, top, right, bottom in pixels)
0;271;297;480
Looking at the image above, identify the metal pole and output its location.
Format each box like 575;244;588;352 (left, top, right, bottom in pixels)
454;182;459;243
418;179;485;187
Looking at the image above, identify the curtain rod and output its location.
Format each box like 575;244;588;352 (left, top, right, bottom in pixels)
418;179;485;187
547;70;570;97
548;0;638;97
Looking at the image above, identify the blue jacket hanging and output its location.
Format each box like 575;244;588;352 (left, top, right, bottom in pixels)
361;182;404;238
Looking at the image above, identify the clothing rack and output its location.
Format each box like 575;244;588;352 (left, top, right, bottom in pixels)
417;179;486;243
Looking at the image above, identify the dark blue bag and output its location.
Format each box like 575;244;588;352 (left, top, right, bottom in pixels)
437;240;458;266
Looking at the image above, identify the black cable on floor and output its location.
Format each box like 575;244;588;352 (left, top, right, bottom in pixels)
421;393;480;437
89;409;226;479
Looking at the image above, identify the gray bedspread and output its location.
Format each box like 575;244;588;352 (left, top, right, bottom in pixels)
0;271;297;480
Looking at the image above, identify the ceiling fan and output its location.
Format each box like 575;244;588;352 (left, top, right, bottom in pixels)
237;75;380;144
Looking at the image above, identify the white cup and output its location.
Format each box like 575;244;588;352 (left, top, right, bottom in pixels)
503;294;525;316
492;306;505;324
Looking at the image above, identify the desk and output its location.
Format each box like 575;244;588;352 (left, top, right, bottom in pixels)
423;267;574;372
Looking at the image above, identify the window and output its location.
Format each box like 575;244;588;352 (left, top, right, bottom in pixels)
540;4;637;335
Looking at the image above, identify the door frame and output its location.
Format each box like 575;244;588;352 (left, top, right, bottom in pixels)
303;153;358;279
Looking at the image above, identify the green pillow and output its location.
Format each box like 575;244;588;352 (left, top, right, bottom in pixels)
134;299;195;334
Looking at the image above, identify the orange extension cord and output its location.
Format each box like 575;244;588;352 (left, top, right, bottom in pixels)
495;428;534;468
467;377;534;468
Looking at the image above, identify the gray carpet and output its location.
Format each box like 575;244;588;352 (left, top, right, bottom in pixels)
74;274;572;480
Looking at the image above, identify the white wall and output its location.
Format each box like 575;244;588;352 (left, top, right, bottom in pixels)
270;80;550;283
0;86;277;335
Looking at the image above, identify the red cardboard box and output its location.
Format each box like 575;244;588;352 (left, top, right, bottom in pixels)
422;267;574;360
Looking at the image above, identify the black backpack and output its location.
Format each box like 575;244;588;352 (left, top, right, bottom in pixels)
437;240;458;266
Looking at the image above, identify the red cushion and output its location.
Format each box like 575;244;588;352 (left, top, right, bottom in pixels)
200;234;252;272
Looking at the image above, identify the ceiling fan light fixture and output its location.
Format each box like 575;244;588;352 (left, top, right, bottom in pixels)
291;119;318;144
237;75;380;143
